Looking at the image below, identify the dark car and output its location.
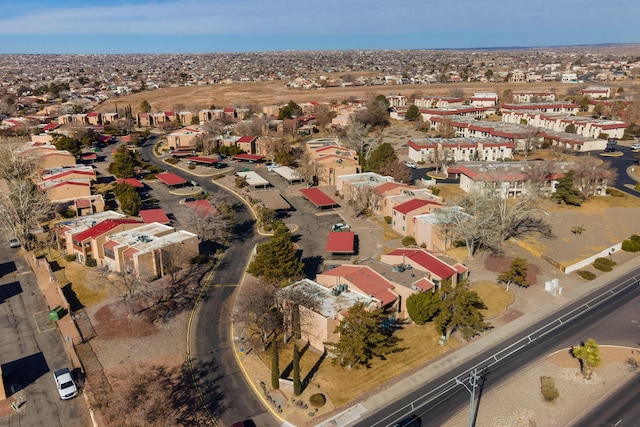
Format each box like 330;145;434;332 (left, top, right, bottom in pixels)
604;147;616;153
393;415;422;427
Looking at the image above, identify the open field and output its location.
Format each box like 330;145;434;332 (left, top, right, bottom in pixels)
94;79;607;114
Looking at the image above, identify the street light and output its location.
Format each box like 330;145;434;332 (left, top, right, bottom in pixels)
455;368;479;427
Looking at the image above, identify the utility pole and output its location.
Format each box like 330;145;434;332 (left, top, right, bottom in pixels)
455;368;479;427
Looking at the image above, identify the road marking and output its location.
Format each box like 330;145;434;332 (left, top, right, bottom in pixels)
614;420;622;426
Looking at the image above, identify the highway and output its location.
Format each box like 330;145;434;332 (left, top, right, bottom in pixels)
140;138;278;427
570;375;640;427
355;267;640;427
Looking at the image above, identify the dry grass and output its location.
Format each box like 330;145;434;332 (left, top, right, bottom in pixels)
369;217;403;241
62;262;114;307
262;324;461;409
471;281;514;319
433;184;466;202
445;246;469;262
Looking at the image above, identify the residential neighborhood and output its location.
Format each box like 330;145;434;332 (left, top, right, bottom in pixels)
1;44;640;427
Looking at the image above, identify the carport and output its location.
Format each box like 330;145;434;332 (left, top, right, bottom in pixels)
236;171;269;189
326;231;356;255
300;187;340;209
272;166;304;184
139;208;170;224
156;172;187;187
233;153;265;163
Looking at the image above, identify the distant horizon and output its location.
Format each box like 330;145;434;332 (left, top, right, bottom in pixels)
1;0;638;55
1;42;638;56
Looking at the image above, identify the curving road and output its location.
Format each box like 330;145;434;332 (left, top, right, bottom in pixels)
140;138;278;427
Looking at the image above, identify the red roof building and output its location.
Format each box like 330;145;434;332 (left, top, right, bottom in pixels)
318;265;398;308
381;248;468;287
391;199;443;236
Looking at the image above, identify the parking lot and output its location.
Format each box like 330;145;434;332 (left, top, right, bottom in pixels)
0;250;90;426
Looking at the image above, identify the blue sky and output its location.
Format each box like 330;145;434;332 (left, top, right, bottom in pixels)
0;0;637;54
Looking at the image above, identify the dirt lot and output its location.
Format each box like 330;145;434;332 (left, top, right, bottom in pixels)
95;80;590;114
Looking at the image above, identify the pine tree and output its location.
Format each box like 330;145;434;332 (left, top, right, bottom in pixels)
292;343;301;396
436;280;489;341
406;291;440;325
326;302;400;369
271;341;280;389
246;222;303;285
553;170;584;206
497;257;529;289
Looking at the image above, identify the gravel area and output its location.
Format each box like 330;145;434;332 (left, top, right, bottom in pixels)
443;346;639;427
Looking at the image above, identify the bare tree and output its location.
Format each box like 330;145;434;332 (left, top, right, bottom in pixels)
200;120;223;155
234;116;266;136
276;284;321;344
293;148;324;186
572;157;617;198
348;185;380;217
379;160;413;184
449;87;465;98
110;259;154;314
0;137;36;180
259;136;290;162
313;103;336;128
342;122;370;154
428;146;452;174
523;161;556;198
0;179;53;249
437;117;456;138
234;279;282;351
182;198;233;245
518;127;540;159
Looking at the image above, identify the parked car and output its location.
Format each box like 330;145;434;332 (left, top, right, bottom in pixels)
54;368;78;400
607;139;618;145
405;161;417;169
267;163;282;172
631;143;640;150
8;237;20;248
604;147;616;153
213;162;227;169
332;222;350;232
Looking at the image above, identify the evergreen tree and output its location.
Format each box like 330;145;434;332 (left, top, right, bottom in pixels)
406;291;440;325
113;182;142;216
110;145;136;178
140;100;152;113
436;280;489;341
278;100;302;120
326;302;400;369
51;134;83;156
552;170;584;206
497;257;529;289
366;142;397;172
247;222;303;285
405;104;421;121
271;341;280;389
292;343;301;396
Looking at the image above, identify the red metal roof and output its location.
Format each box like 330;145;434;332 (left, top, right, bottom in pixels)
237;135;257;143
43;170;95;181
394;199;442;215
185;156;217;164
386;248;457;279
325;231;355;253
300;188;339;208
116;178;144;188
103;239;120;251
322;265;397;306
139;208;170;224
156;172;187;186
72;218;140;243
80;153;97;160
43;122;60;131
233;153;264;162
75;198;92;209
412;277;435;292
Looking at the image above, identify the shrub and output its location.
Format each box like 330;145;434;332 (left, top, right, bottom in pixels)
188;164;196;170
621;234;640;252
59;209;76;219
309;393;326;408
402;236;417;247
606;188;624;197
143;173;157;180
165;157;179;164
635;182;640;192
191;254;210;264
540;376;560;401
577;270;596;280
428;186;441;196
64;254;77;262
593;257;615;272
384;216;392;224
85;257;97;267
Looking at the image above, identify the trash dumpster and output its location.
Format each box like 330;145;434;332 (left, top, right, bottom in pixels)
48;306;63;321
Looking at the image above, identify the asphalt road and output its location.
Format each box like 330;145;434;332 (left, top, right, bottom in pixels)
570;375;640;427
355;267;640;427
140;138;278;427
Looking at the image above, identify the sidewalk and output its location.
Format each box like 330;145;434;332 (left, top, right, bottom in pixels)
328;255;640;426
